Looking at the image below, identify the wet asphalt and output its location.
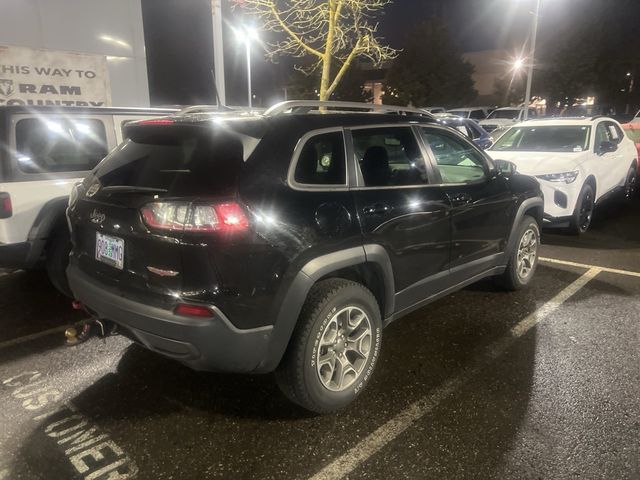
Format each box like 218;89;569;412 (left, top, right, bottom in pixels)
0;196;638;480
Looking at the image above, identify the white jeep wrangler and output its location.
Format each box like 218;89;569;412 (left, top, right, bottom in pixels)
0;105;176;294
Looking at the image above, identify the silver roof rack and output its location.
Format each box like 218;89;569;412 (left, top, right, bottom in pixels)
264;101;433;118
176;105;234;115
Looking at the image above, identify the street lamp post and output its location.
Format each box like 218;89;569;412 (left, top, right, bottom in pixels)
523;0;541;120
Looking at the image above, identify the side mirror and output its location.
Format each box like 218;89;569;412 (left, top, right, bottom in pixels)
494;159;517;177
598;141;617;155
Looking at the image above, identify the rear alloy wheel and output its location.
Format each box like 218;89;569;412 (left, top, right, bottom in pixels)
569;184;595;235
276;279;382;414
623;166;637;201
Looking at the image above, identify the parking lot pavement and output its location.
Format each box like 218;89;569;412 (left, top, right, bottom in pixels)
1;198;639;480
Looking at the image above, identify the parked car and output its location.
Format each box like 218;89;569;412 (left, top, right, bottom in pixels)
0;105;177;294
622;123;640;175
435;114;493;150
66;100;543;413
488;117;638;234
447;107;488;120
480;107;537;132
423;106;446;114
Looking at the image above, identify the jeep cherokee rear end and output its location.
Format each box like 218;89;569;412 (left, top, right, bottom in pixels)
68;103;543;413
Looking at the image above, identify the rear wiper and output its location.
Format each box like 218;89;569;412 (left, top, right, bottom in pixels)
100;186;168;194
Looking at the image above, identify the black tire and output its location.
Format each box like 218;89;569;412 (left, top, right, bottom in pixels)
496;215;540;291
623;165;637;201
46;225;72;297
275;279;382;414
568;183;595;235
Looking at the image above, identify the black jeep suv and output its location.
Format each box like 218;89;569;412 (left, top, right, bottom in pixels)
67;101;543;413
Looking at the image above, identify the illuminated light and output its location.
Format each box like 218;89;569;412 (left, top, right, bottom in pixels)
512;58;525;71
75;123;92;135
106;56;129;62
99;34;132;50
46;121;64;134
135;118;174;126
234;26;259;43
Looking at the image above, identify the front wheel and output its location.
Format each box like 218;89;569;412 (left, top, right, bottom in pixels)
568;183;595;235
275;279;382;414
623;166;637;201
496;215;540;291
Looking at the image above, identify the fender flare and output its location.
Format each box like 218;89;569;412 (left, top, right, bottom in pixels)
505;196;544;258
24;196;69;266
256;245;395;373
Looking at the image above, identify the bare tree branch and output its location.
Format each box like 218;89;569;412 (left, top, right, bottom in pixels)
234;0;398;100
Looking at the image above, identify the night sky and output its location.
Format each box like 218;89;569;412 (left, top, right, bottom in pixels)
143;0;640;107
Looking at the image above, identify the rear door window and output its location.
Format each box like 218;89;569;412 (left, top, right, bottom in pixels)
352;127;429;187
15;118;108;173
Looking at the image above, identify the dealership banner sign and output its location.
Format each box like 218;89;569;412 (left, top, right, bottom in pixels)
0;45;111;107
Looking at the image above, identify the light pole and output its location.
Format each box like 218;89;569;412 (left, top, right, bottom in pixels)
523;0;541;120
235;26;258;108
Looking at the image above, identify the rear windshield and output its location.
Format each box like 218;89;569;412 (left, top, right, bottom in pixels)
15;118;108;173
487;109;519;120
94;126;244;196
492;126;591;152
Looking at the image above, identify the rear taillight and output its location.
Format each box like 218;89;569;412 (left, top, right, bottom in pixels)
140;201;249;233
0;193;12;219
135;118;175;126
174;303;214;318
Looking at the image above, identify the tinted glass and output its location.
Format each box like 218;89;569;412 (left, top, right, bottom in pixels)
294;132;346;185
15;118;108;173
470;110;486;120
492;126;591;152
420;128;487;184
488;109;519;120
94;127;243;196
605;122;623;144
353;127;428;187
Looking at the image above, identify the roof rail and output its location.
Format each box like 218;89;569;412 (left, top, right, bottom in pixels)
264;101;433;118
176;105;234;115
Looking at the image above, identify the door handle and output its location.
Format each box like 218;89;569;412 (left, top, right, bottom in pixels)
363;203;393;216
450;192;472;206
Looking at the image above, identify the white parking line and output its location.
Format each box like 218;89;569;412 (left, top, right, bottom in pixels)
540;257;640;278
0;325;68;351
309;267;601;480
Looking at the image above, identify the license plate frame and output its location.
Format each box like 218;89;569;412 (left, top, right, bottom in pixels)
95;232;125;270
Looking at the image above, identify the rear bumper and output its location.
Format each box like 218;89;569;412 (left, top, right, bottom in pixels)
67;262;274;373
0;242;31;268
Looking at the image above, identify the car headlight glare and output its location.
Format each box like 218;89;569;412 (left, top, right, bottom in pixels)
536;171;579;184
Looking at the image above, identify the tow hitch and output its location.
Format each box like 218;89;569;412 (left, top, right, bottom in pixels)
65;301;118;345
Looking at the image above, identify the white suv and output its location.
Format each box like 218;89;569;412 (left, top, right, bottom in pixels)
479;107;537;133
488;117;638;233
0;105;176;294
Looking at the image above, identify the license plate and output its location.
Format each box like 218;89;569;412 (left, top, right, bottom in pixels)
95;232;124;270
